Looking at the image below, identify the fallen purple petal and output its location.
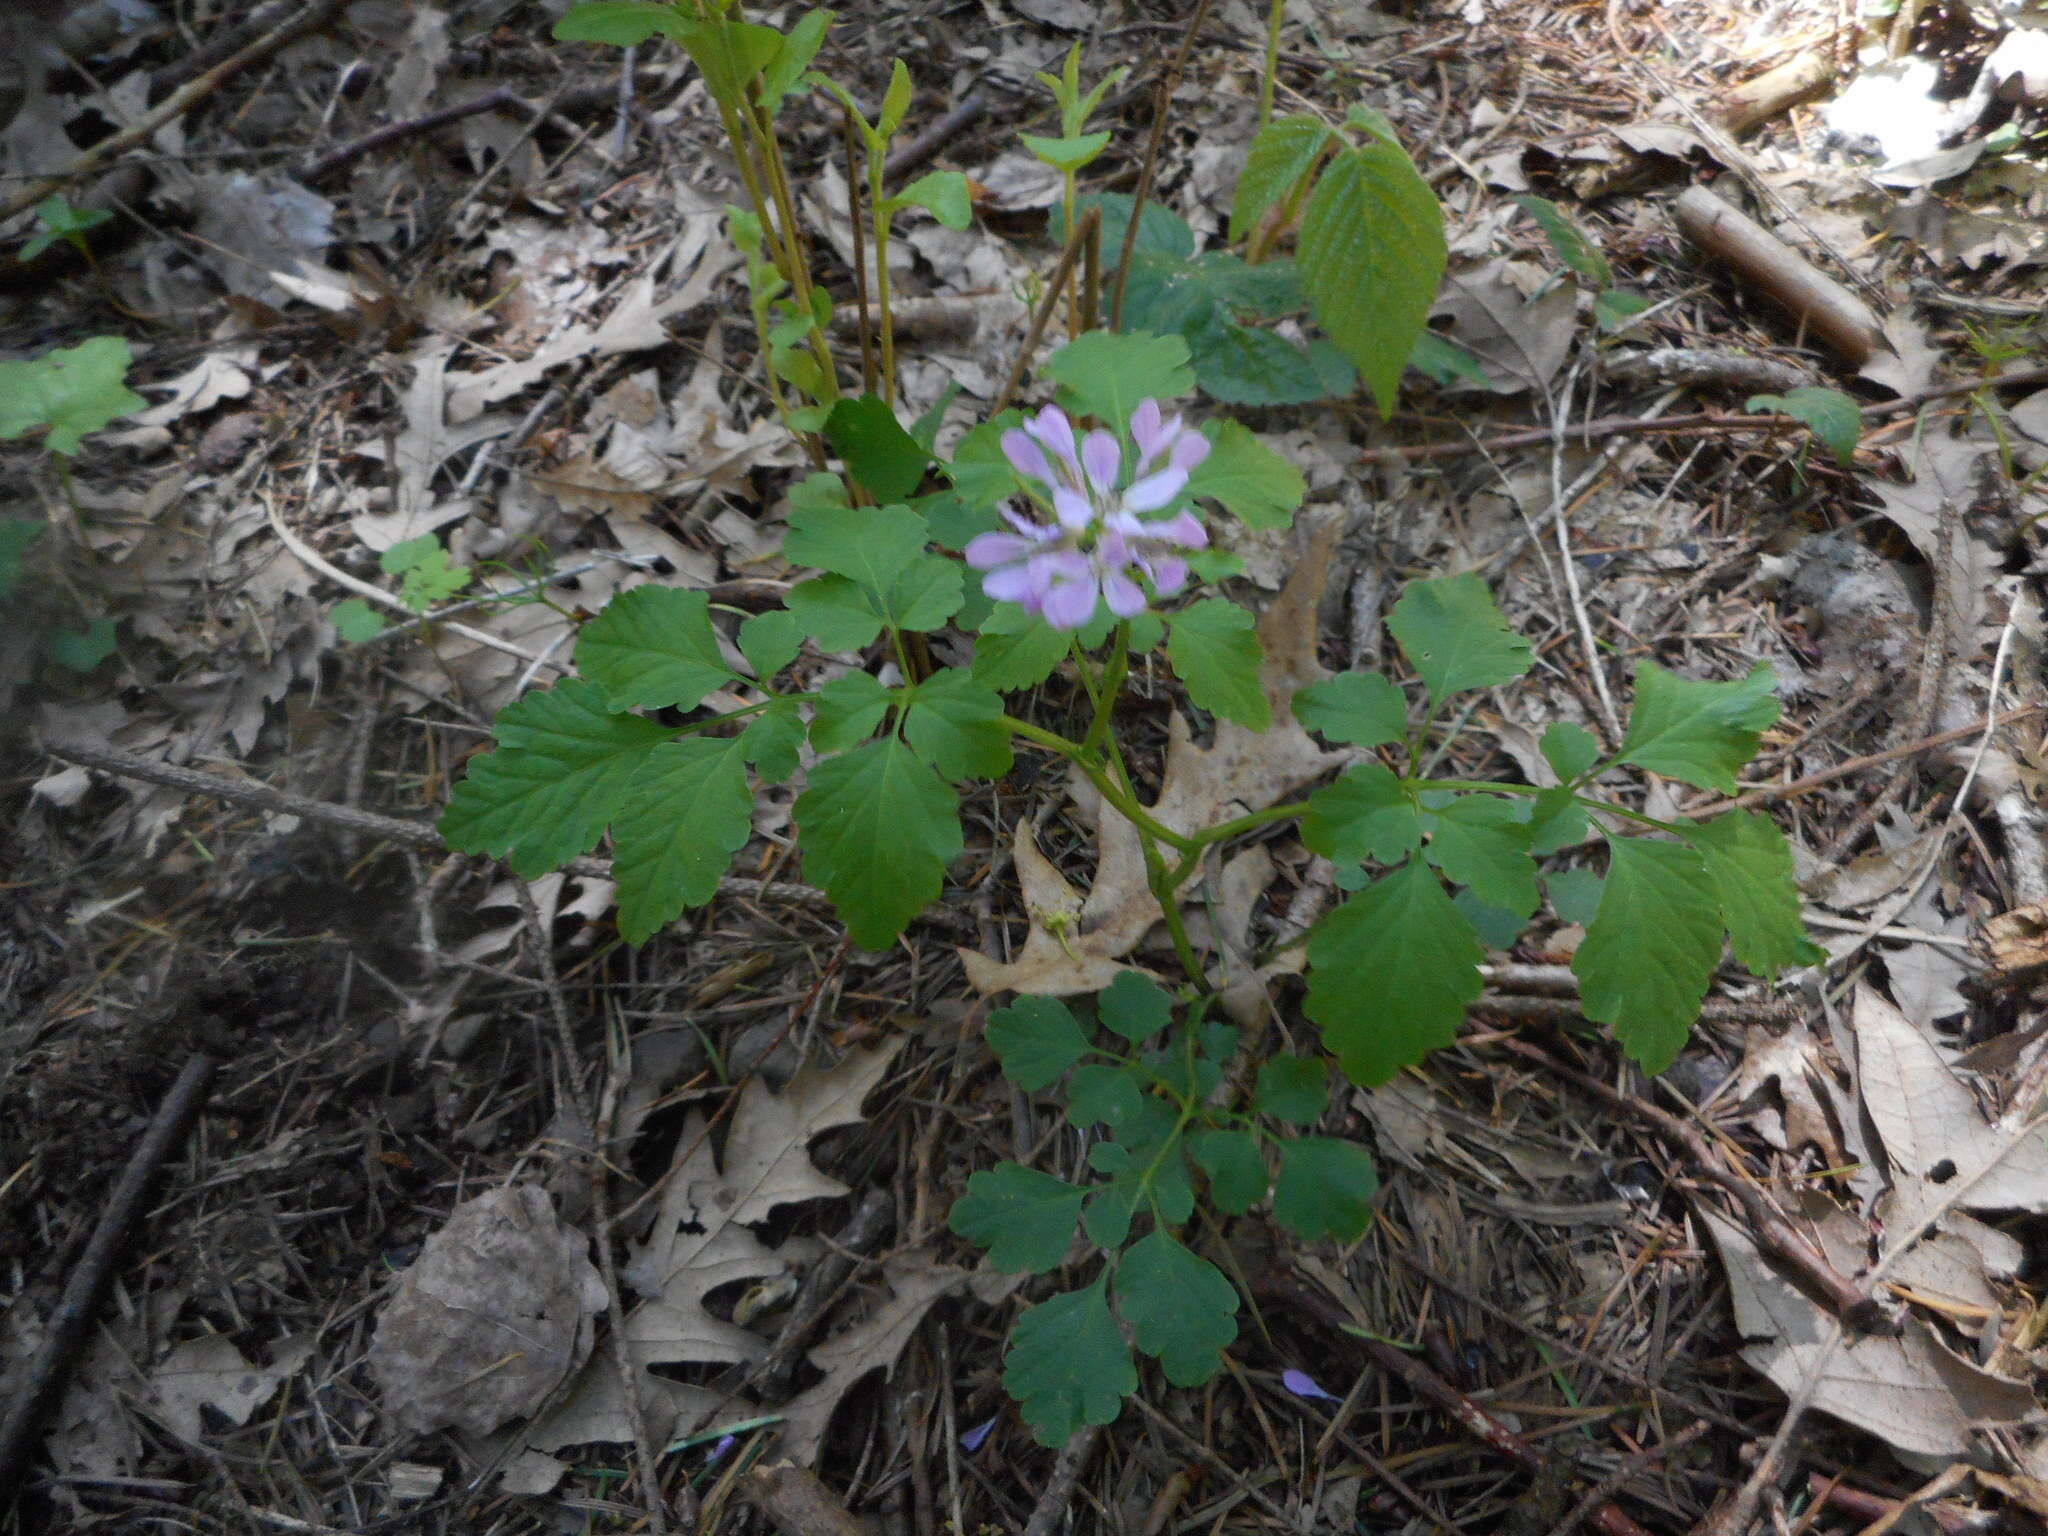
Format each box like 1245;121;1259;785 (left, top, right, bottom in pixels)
960;1416;997;1452
1283;1368;1340;1401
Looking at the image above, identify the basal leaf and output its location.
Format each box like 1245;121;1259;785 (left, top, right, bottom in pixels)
1682;810;1823;978
1272;1137;1379;1241
1253;1056;1329;1125
974;602;1070;692
576;586;736;712
795;738;960;948
1304;860;1485;1085
1301;760;1421;866
785;574;883;650
901;668;1012;779
824;393;931;502
1230;114;1330;242
1296;140;1445;418
553;2;683;46
1116;1232;1239;1386
1290;671;1406;747
1573;835;1722;1072
1421;795;1539;918
1166;598;1269;730
1617;659;1778;795
949;1163;1085;1273
612;736;754;942
439;680;670;877
1098;970;1173;1044
1747;386;1861;469
809;670;892;751
1046;330;1195;430
1189;1128;1267;1214
1182;420;1304;530
1385;572;1532;704
1005;1278;1135;1446
986;994;1092;1091
738;609;804;681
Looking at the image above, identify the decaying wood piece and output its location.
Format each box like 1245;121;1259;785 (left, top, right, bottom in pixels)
742;1461;868;1536
1718;51;1837;134
1673;185;1884;366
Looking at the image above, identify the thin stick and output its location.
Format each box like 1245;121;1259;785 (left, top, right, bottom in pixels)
300;87;523;183
1110;0;1212;332
0;1054;217;1506
843;106;878;399
1020;1426;1102;1536
992;205;1099;417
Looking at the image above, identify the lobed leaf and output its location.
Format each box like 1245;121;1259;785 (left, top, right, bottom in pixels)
1272;1137;1379;1241
1301;760;1421;866
1385;572;1532;704
577;586;736;712
808;670;892;751
1098;970;1174;1044
1291;671;1407;747
612;737;754;942
738;610;804;681
973;603;1070;692
824;394;930;502
1540;721;1601;783
1046;330;1195;430
1166;598;1270;730
1304;860;1485;1085
1005;1278;1136;1446
1617;659;1778;795
949;1163;1085;1273
1116;1232;1239;1386
1573;835;1723;1071
740;697;804;783
1189;1129;1268;1214
785;574;883;650
1682;810;1824;979
1253;1057;1330;1125
900;669;1013;779
1421;795;1540;919
794;738;960;948
0;336;145;456
439;680;670;877
1181;420;1305;530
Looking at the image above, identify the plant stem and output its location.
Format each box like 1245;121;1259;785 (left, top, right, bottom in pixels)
999;715;1198;854
1257;0;1283;126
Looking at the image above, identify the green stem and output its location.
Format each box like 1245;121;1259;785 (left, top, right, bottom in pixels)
1080;624;1129;759
999;715;1198;854
1257;0;1283;126
869;159;895;406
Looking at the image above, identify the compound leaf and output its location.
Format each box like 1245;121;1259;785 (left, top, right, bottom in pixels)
1272;1137;1379;1241
986;995;1092;1091
1116;1232;1238;1386
612;736;754;942
1682;810;1823;978
1386;572;1532;704
1574;835;1722;1072
1617;659;1778;795
1005;1278;1135;1446
949;1163;1085;1273
0;336;146;456
794;738;960;948
577;586;735;712
1541;721;1601;783
1304;860;1485;1085
1166;598;1269;730
440;680;670;877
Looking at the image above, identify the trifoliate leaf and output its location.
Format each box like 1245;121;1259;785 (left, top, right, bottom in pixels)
1229;114;1329;242
611;736;754;942
785;574;882;650
740;697;804;783
1421;795;1539;919
1005;1278;1135;1446
1181;419;1304;529
1301;760;1421;866
973;602;1070;692
1291;671;1406;746
329;599;384;643
738;609;804;681
824;393;931;502
1272;1137;1379;1241
986;994;1092;1091
1682;810;1824;978
1304;860;1485;1086
1098;970;1173;1044
1189;1129;1267;1214
1166;598;1270;730
1116;1232;1239;1386
1297;139;1446;419
794;738;960;948
1385;572;1532;704
901;668;1012;779
577;586;736;711
0;336;145;456
1747;386;1861;469
1253;1056;1329;1125
949;1163;1085;1273
809;670;892;751
1046;330;1195;430
440;680;670;877
1617;659;1778;795
1573;835;1722;1072
1540;721;1601;783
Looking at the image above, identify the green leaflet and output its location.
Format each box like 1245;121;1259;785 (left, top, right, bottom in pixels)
794;738;960;949
1617;659;1778;795
1574;834;1724;1071
1166;598;1269;730
1005;1278;1135;1446
1682;810;1823;978
612;736;755;942
577;586;736;712
1386;572;1532;704
1115;1232;1238;1386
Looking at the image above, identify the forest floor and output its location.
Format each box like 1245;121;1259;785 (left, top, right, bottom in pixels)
5;0;2048;1532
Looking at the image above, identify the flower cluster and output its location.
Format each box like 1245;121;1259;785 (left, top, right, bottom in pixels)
964;400;1210;630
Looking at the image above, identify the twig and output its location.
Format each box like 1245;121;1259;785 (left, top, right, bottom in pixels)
991;205;1099;417
1109;0;1211;331
0;1054;217;1508
0;0;347;224
1495;1035;1894;1335
1020;1426;1103;1536
882;91;988;186
1546;1421;1711;1536
300;88;524;183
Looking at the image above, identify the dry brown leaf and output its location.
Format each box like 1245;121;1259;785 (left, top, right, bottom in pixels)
1702;1207;2031;1458
1728;1020;1844;1162
142;1334;295;1442
368;1184;606;1438
962;520;1352;996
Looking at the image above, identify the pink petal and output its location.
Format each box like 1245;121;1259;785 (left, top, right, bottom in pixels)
1171;431;1210;473
1027;405;1079;474
1053;487;1094;532
982;562;1040;605
1080;429;1121;492
1040;559;1099;630
1129;399;1164;462
1123;466;1188;512
1149;555;1189;595
965;531;1040;570
1102;567;1146;617
1001;428;1052;484
1149;510;1208;550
